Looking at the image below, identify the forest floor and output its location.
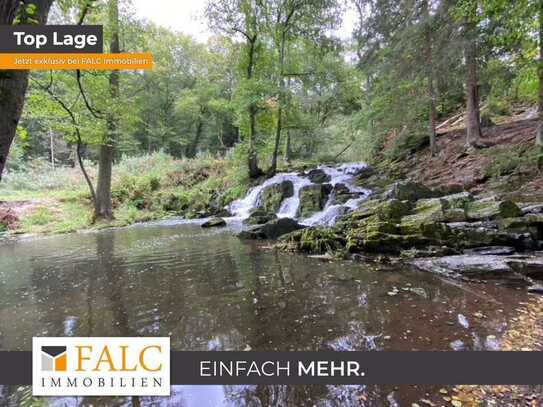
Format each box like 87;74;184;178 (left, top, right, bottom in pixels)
390;107;543;202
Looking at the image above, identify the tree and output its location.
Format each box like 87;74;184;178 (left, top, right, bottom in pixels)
264;0;340;175
537;0;542;146
423;0;438;155
207;0;265;178
94;0;120;220
0;0;54;182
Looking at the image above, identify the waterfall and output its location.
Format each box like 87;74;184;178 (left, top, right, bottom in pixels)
228;163;372;226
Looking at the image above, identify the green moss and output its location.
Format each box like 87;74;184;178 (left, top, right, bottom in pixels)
465;199;522;220
376;199;412;221
261;184;285;214
298;184;331;218
278;227;345;254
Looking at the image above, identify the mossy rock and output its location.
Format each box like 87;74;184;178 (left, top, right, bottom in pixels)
361;232;430;253
375;199;413;221
259;180;294;214
339;199;382;224
298;184;332;218
441;192;474;209
401;198;448;225
201;217;226;228
465;198;522;221
306;169;331;183
278;227;345;254
384;181;436;202
497;214;543;240
244;209;278;225
238;218;305;240
448;222;511;249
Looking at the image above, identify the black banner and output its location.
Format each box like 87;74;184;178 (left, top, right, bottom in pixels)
0;25;103;53
2;351;543;385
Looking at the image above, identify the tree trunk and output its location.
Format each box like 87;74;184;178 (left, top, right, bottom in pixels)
0;0;54;183
423;0;437;156
246;37;262;179
465;35;482;147
95;0;119;220
269;31;287;176
284;130;291;164
187;118;203;158
537;2;543;146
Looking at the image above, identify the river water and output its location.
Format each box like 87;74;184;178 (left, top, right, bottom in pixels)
0;219;529;406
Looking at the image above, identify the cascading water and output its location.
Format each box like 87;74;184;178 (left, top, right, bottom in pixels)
228;163;372;226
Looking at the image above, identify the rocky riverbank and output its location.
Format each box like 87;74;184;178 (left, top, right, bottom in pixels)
226;165;543;288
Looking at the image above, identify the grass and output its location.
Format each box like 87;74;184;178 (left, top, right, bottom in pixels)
0;151;251;236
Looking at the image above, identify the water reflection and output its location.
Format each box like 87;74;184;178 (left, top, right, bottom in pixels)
0;221;529;405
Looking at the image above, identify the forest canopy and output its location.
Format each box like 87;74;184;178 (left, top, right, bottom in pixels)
0;0;541;222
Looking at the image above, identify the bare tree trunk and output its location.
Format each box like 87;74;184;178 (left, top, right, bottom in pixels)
284;130;291;164
537;3;543;146
187;118;203;158
95;0;119;220
246;37;262;179
423;0;437;156
269;31;287;176
465;35;482;147
0;0;54;182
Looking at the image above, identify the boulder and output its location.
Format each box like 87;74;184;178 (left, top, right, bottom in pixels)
465;198;522;221
384;181;436;202
333;184;361;204
412;255;516;279
278;227;346;254
260;181;294;213
376;199;413;221
507;257;543;279
521;203;543;215
298;184;332;218
244;209;278;225
463;246;516;256
237;218;305;240
413;254;543;282
306;169;331;183
201;217;226;228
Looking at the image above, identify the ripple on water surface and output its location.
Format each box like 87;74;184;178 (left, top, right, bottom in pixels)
0;222;531;406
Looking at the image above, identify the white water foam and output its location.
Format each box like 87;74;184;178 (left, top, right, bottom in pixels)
228;163;372;226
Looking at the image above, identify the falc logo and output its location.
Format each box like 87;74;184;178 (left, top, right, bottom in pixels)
33;337;170;396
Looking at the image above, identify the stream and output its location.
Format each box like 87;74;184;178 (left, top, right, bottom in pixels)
0;218;530;406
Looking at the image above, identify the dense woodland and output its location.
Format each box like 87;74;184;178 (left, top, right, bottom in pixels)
0;0;542;224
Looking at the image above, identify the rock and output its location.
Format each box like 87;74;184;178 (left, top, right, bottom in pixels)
465;198;522;221
333;184;361;204
463;246;516;256
354;165;376;178
298;184;332;218
497;214;543;240
260;181;293;213
244;209;278;225
400;246;459;258
306;168;331;183
201;217;226;228
441;191;474;209
507;257;543;279
384;181;437;202
376;199;413;221
238;218;305;240
278;227;345;254
521;203;543;215
412;255;515;279
342;199;381;222
280;180;294;198
447;221;532;249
